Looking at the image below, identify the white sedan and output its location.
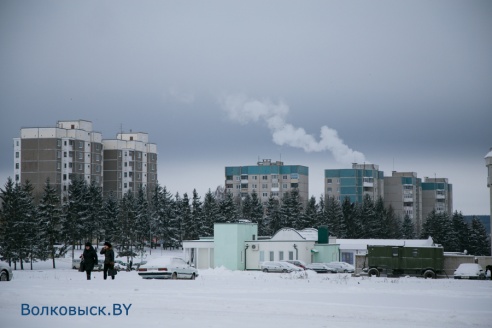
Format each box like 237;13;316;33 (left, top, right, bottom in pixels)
137;257;198;280
454;263;486;280
0;262;13;281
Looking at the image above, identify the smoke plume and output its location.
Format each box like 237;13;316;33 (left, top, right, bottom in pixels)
221;94;365;164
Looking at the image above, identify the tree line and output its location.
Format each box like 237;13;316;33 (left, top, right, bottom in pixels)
1;177;490;270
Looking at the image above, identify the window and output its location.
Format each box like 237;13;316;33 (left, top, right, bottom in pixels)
16;140;19;146
63;174;67;181
291;173;299;179
282;183;288;189
289;251;294;260
15;163;19;169
272;175;277;179
282;175;288;179
78;141;83;148
15;152;19;158
392;247;399;257
69;140;73;145
124;172;127;178
78;152;83;160
118;151;122;158
118;172;122;178
96;154;100;162
236;185;240;189
69;151;73;158
279;251;284;261
262;192;268;197
96;165;100;173
291;183;298;188
124;183;127;188
137;173;141;180
118;182;122;189
96;144;101;151
15;174;19;181
57;162;61;170
327;178;332;183
271;192;279;197
252;184;257;189
64;152;67;158
341;252;354;264
269;251;274;261
259;251;264;262
69;163;72;168
262;183;268;189
129;151;134;157
57;139;61;147
252;176;258;180
327;187;332;192
235;176;240;181
262;175;268;180
241;183;248;189
57;151;61;159
138;162;141;169
78;164;83;171
137;152;141;159
124;162;127;167
272;183;278;188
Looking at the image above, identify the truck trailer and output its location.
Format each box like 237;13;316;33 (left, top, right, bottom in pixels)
365;245;445;279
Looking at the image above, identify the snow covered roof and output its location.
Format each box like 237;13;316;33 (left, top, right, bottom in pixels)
485;149;492;158
270;228;318;241
336;236;434;250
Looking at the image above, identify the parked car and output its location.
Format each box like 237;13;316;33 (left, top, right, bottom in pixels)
138;257;198;280
0;262;13;281
261;261;302;273
305;263;337;274
283;260;307;269
454;263;486;280
325;262;355;273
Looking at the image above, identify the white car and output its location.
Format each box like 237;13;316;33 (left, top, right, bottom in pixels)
0;262;13;281
138;257;198;280
325;262;355;273
261;261;303;273
454;263;486;280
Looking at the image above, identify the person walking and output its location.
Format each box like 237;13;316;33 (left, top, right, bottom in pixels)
81;242;98;280
100;241;116;280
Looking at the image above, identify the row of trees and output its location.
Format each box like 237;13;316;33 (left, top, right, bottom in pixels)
1;177;490;270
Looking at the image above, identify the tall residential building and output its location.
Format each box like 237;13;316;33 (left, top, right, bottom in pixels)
485;148;492;255
421;177;453;220
13;120;103;201
324;163;384;203
384;171;423;235
102;132;157;199
225;159;309;205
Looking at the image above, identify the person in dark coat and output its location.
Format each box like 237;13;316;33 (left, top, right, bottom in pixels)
100;241;116;280
80;242;98;280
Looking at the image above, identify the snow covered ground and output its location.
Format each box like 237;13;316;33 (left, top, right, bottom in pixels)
1;249;491;328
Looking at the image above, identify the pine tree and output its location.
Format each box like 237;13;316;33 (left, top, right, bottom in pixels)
468;216;490;256
400;214;415;239
134;186;150;256
219;191;237;223
361;194;377;238
38;178;63;268
16;181;37;270
117;191;138;260
202;189;219;237
0;178;18;266
61;177;88;260
86;181;104;246
151;185;177;249
300;196;318;230
249;191;264;230
451;211;470;253
421;211;456;251
189;189;203;239
373;196;386;239
265;196;281;236
240;193;253;220
102;191;119;242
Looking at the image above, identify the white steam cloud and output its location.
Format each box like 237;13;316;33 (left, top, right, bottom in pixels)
221;94;366;164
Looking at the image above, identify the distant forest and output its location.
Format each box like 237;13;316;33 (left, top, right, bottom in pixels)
0;177;490;269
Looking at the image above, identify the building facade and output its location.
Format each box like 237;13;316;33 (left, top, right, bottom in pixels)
102;132;157;199
421;177;453;220
384;171;423;235
225;159;309;205
13;120;103;201
485;148;492;255
324;163;384;203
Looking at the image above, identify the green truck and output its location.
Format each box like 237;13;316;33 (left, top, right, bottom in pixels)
365;245;445;279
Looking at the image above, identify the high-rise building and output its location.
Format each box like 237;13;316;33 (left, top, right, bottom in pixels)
485;148;492;255
225;159;309;205
421;177;453;220
102;132;157;199
324;163;384;203
13;120;103;201
384;171;423;234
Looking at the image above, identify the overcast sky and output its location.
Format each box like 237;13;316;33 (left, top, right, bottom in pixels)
1;0;491;215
